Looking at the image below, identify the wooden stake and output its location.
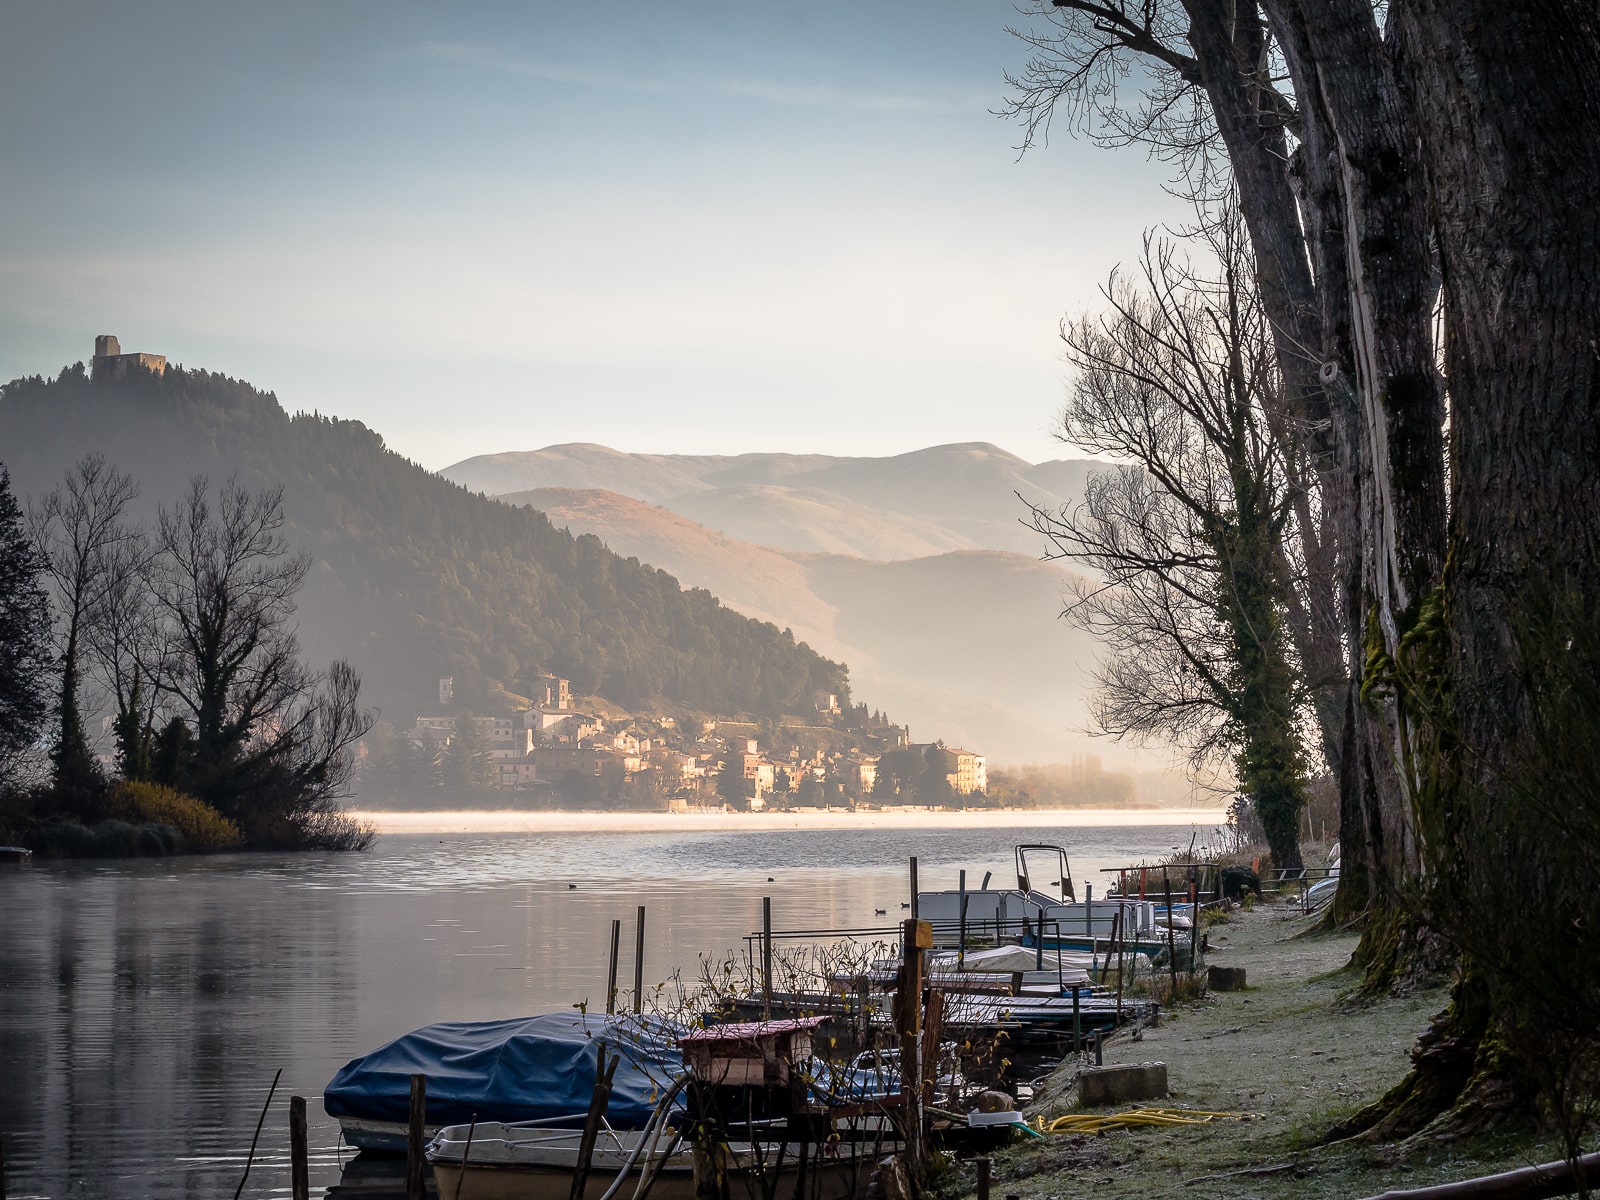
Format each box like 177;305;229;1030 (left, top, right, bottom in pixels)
234;1067;282;1200
908;856;919;920
762;896;774;1019
458;1117;479;1200
920;988;945;1109
976;1157;992;1200
407;1074;427;1200
957;870;968;970
290;1095;309;1200
1162;867;1179;990
607;918;622;1015
634;905;646;1014
571;1047;620;1200
1111;909;1125;1022
1189;880;1199;976
896;919;932;1176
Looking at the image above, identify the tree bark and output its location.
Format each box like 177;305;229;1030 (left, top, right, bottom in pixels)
1391;0;1600;759
1279;0;1449;955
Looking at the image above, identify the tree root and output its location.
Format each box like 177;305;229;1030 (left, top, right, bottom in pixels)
1325;970;1534;1147
1350;904;1453;999
1326;1004;1480;1142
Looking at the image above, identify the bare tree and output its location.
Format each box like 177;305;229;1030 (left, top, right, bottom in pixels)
1004;0;1352;844
148;477;373;848
1005;0;1600;1140
29;454;141;807
82;529;161;780
1032;211;1312;871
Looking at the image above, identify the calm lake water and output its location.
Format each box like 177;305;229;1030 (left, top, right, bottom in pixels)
0;810;1226;1198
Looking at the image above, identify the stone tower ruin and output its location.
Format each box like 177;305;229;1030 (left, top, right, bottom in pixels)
91;333;167;381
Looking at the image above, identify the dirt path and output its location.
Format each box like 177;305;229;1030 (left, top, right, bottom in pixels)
971;903;1564;1199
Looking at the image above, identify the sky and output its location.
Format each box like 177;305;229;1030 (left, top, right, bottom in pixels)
0;2;1187;470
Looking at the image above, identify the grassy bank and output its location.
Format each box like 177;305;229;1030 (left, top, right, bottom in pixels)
973;904;1568;1199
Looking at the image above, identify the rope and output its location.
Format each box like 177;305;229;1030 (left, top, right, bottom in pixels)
1039;1106;1263;1135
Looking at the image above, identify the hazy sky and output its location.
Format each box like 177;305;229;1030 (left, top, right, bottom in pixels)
1;3;1186;469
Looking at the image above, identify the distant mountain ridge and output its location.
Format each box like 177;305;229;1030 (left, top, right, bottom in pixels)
444;442;1098;560
483;445;1118;764
499;483;1113;764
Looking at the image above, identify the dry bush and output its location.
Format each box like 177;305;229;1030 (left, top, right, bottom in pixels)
106;780;243;851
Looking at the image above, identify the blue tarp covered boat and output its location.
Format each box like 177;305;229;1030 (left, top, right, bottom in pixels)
325;1011;686;1151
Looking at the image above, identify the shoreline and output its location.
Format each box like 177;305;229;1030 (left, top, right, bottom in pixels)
1001;906;1557;1200
351;806;1230;836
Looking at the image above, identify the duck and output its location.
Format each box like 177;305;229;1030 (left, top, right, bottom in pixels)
873;908;887;916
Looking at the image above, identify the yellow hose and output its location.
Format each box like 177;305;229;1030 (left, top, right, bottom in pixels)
1039;1106;1263;1135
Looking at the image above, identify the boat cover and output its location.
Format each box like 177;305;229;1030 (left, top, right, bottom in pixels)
324;1011;687;1129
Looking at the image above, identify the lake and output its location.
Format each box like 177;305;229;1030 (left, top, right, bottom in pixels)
0;809;1227;1198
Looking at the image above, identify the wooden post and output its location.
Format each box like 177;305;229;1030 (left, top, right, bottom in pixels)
571;1046;620;1200
235;1068;282;1200
957;870;968;969
1189;881;1199;975
1162;868;1179;990
691;1132;731;1200
289;1095;309;1200
976;1158;992;1200
908;856;919;920
896;919;932;1176
1110;909;1125;1021
634;905;646;1014
1113;908;1126;1024
1;1126;7;1200
407;1074;426;1200
607;918;622;1015
1072;986;1082;1056
920;987;945;1108
762;896;774;1019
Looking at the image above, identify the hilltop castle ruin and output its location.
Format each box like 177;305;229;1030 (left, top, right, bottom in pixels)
91;334;166;381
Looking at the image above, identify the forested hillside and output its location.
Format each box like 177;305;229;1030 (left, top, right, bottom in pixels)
0;363;849;722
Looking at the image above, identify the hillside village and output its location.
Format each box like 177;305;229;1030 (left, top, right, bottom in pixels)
357;670;1011;811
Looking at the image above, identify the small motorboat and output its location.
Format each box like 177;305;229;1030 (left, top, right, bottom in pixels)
324;1011;686;1152
0;846;32;863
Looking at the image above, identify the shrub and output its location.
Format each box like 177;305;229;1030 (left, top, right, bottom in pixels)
106;781;244;851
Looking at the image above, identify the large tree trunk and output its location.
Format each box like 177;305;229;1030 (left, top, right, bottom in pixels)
1381;0;1600;1138
1261;0;1449;937
1183;0;1350;862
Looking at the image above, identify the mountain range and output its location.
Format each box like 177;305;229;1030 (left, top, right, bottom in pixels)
443;443;1126;766
445;442;1096;559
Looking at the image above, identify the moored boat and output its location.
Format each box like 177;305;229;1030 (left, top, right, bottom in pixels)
426;1121;875;1200
324;1011;686;1152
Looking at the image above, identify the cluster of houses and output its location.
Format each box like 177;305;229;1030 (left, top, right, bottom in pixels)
400;673;987;809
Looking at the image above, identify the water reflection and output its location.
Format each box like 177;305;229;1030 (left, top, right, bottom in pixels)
0;818;1222;1197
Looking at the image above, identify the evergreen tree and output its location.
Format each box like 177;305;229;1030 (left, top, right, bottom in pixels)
0;465;52;794
716;755;751;810
797;774;823;808
113;665;153;782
